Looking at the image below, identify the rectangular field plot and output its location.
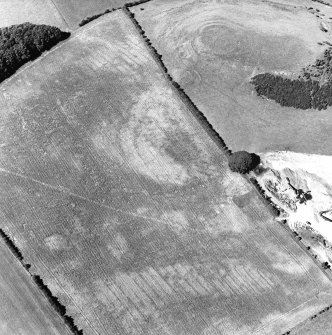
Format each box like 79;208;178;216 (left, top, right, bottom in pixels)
0;10;332;335
131;0;332;155
0;0;69;30
0;238;71;335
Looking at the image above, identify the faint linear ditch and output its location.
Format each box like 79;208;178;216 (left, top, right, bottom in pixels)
49;0;71;30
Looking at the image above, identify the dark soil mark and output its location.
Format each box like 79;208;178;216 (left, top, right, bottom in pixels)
232;191;255;208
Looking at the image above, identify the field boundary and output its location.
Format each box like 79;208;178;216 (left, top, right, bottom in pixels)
0;228;83;334
283;302;332;334
78;0;152;27
122;6;312;219
79;8;120;27
122;7;233;157
312;0;332;7
122;6;332;279
123;7;332;333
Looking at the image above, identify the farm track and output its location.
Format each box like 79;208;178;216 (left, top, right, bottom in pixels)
1;6;332;335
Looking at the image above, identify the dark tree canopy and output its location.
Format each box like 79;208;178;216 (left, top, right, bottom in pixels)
228;151;261;174
79;9;113;27
0;22;70;83
251;48;332;110
251;74;315;109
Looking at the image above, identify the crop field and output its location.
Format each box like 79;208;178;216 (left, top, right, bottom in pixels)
0;238;71;335
1;9;332;335
0;0;69;30
52;0;137;29
131;0;332;155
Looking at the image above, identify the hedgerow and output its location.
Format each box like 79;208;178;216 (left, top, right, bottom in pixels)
0;229;82;334
78;9;115;27
33;275;83;334
0;229;23;261
78;0;152;27
123;7;232;156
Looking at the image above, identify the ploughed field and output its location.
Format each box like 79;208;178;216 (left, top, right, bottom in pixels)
132;0;332;155
0;238;71;335
1;9;332;335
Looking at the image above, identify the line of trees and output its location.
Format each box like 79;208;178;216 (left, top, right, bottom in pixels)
283;304;332;334
0;229;82;334
33;275;83;334
78;0;152;27
0;23;70;83
123;7;232;156
79;9;116;27
249;177;282;216
125;0;152;8
312;0;332;7
0;228;23;261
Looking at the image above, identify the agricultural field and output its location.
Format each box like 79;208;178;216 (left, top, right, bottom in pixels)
1;9;332;335
0;238;71;335
131;0;332;155
0;0;69;30
52;0;136;29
